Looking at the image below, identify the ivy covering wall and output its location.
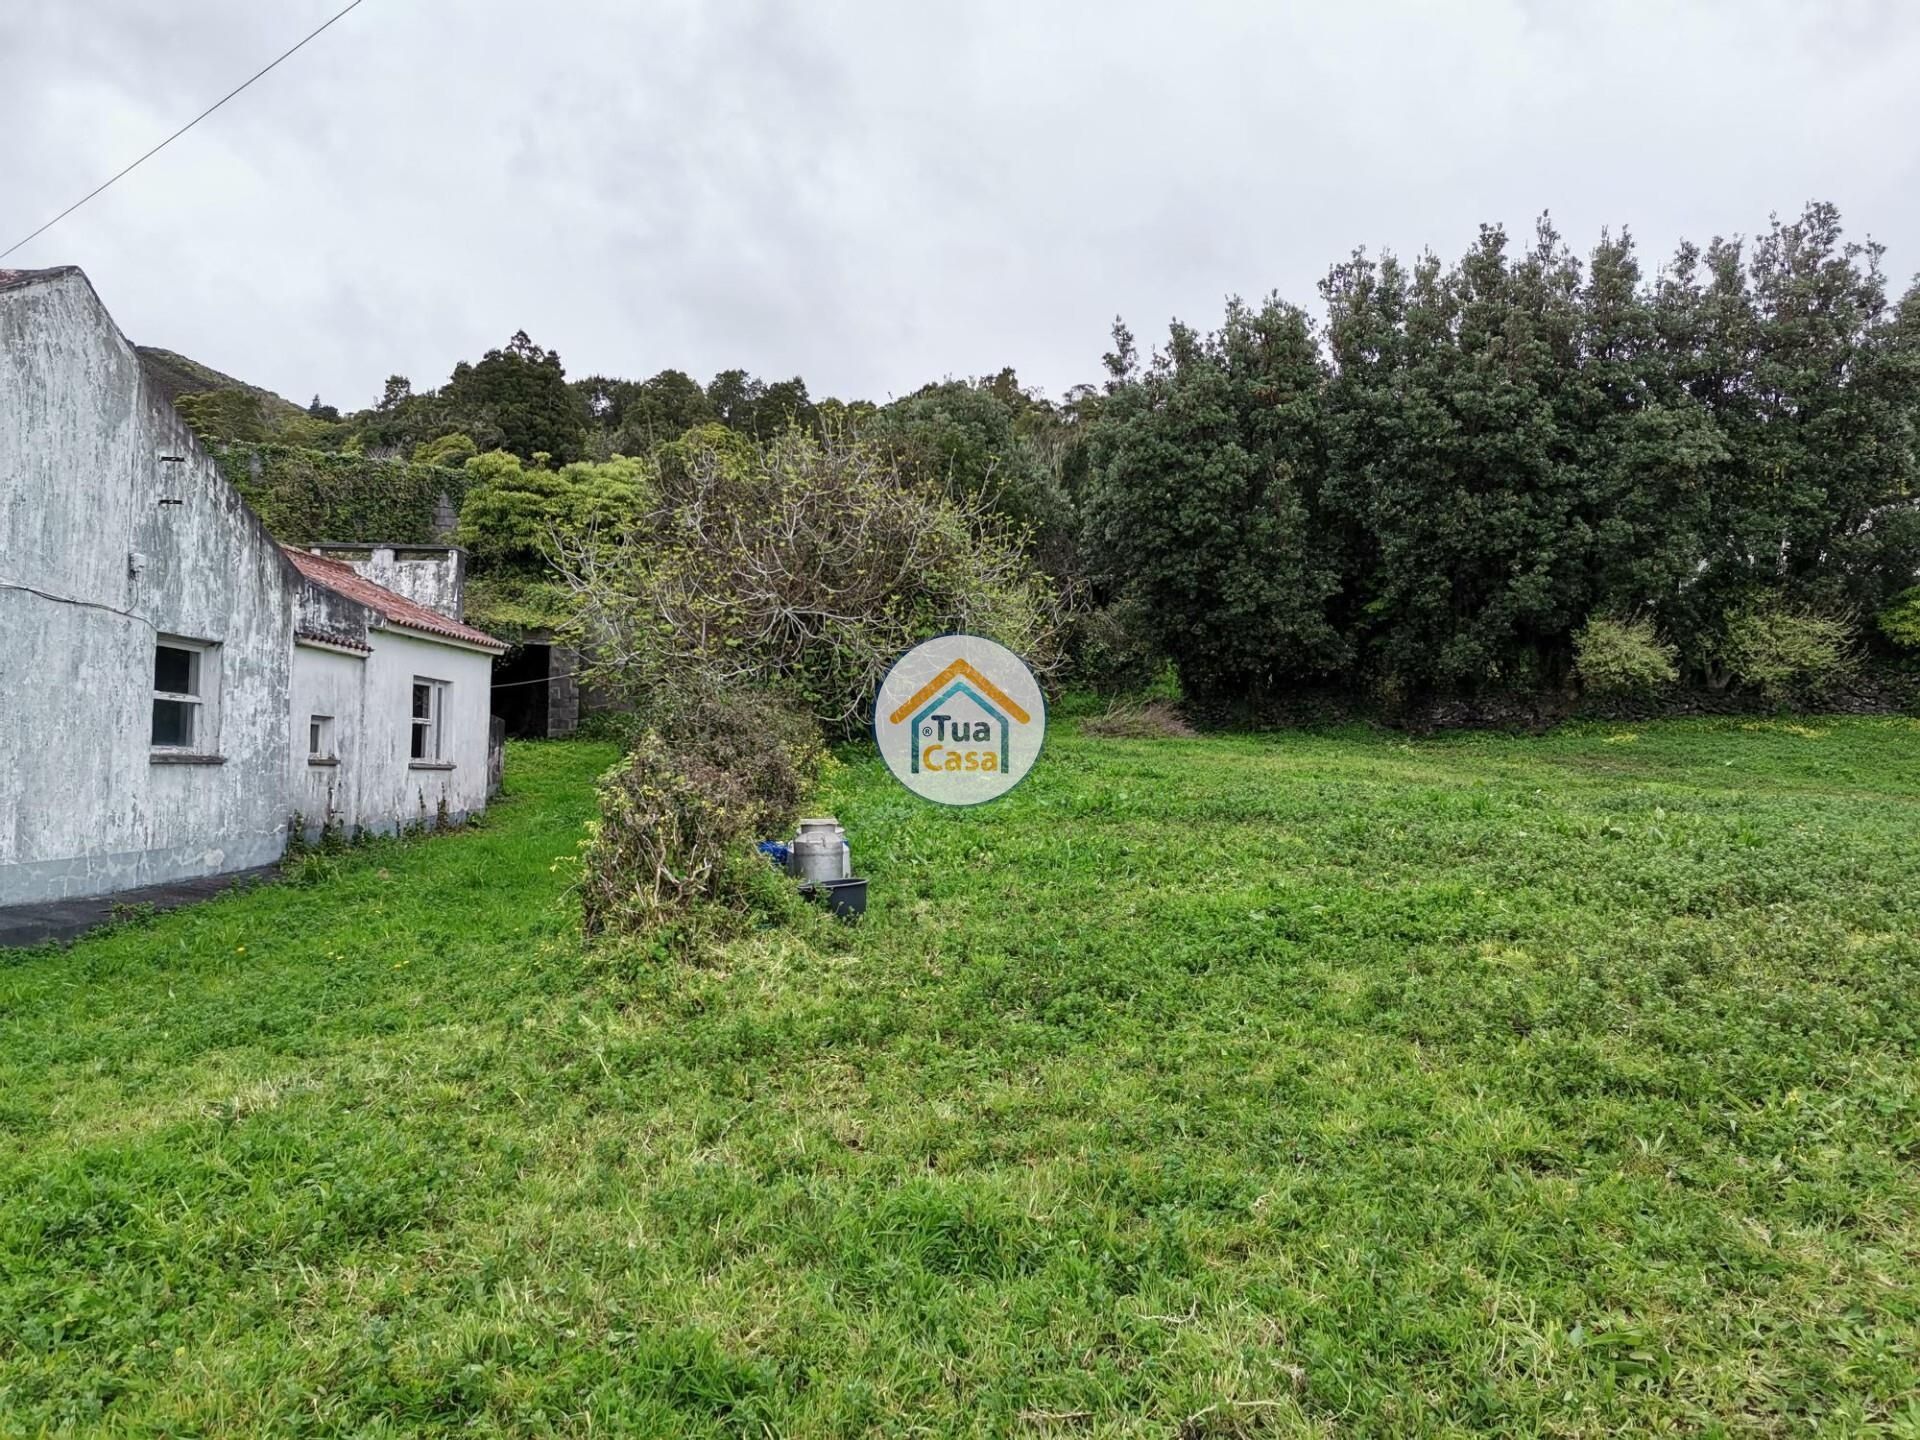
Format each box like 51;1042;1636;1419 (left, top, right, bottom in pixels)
214;443;472;545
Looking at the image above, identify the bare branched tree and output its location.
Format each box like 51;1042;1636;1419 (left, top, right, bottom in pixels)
550;428;1067;733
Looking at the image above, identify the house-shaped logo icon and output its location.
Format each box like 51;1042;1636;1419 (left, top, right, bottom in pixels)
888;659;1032;773
875;639;1046;805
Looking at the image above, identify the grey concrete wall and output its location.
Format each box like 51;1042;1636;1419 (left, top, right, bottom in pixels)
356;630;497;832
547;645;581;737
310;544;465;621
290;643;367;838
1;270;504;906
1;269;301;904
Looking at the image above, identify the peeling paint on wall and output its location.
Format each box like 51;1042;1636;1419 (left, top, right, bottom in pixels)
1;268;506;907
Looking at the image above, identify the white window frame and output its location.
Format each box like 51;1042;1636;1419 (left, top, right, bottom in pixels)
308;713;336;762
151;637;219;755
410;677;450;764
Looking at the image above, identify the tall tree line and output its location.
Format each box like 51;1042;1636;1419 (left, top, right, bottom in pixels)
1082;203;1920;701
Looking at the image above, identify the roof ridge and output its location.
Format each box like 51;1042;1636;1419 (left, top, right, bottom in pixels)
281;544;504;652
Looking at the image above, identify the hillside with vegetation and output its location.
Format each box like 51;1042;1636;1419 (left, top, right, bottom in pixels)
134;345;308;419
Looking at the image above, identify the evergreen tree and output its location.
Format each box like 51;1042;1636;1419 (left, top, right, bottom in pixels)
443;331;585;464
1084;300;1345;700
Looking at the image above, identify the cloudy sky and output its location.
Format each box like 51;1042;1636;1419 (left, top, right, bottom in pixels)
4;1;1918;411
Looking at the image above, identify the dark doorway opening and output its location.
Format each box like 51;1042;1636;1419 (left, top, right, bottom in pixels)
493;644;552;738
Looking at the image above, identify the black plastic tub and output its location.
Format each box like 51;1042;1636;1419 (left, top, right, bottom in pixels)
800;876;867;920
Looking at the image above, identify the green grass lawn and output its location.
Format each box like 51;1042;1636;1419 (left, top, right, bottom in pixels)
4;719;1920;1436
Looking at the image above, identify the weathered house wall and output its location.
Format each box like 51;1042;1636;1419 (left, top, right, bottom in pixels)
1;268;298;904
3;267;508;907
355;630;497;831
290;642;367;837
309;543;465;621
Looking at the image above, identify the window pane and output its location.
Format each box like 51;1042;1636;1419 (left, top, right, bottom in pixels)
152;698;194;747
154;645;194;695
412;683;432;720
411;720;428;760
309;720;321;754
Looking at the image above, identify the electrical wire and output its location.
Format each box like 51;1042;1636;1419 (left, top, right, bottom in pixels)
489;671;583;691
0;579;159;631
1;0;369;262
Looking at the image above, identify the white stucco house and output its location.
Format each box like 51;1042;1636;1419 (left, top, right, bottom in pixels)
0;265;507;907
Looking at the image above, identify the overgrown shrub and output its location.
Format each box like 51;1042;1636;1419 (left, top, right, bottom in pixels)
579;736;749;940
556;427;1066;734
1877;586;1920;653
1721;601;1858;702
1572;615;1679;696
669;690;827;836
577;693;823;941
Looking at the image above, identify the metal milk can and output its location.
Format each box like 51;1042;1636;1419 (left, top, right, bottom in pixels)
789;817;851;884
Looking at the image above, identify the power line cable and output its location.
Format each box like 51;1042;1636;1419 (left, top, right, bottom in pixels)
1;0;368;262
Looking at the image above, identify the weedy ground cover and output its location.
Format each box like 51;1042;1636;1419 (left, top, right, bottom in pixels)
4;720;1918;1435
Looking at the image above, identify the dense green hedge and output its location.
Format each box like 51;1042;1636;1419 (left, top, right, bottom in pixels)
215;443;472;545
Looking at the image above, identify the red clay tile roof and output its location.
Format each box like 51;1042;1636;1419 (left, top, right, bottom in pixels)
283;547;506;651
294;629;372;654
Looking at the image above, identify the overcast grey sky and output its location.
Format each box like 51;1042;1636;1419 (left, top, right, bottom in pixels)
4;1;1918;411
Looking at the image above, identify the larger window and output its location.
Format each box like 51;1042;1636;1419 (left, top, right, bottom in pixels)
410;678;449;762
152;639;215;751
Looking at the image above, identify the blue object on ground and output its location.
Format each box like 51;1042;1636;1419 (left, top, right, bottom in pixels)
756;840;791;870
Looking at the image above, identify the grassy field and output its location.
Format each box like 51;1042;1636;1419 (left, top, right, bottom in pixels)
4;718;1920;1436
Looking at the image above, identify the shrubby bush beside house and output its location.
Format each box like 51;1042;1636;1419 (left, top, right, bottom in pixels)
554;428;1064;940
0;266;506;909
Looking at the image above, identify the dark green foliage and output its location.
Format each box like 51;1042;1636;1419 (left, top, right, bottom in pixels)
1085;300;1347;701
572;367;843;461
1069;597;1165;694
215;442;470;544
871;375;1076;572
697;369;821;441
1320;221;1607;692
1089;202;1920;703
576;368;717;454
442;331;586;464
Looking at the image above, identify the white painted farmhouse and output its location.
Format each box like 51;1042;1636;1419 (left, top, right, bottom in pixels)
0;266;506;906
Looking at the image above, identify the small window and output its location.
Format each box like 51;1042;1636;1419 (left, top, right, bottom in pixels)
410;678;448;762
152;640;207;749
308;714;335;759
